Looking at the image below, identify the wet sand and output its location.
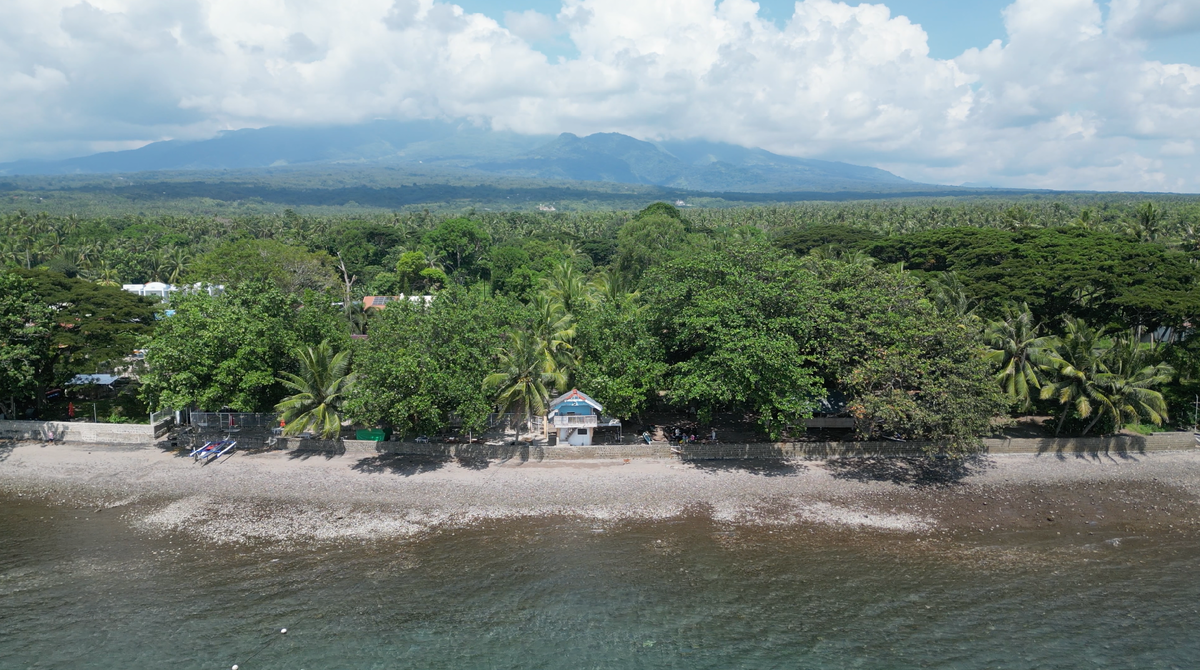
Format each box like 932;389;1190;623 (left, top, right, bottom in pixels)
1;442;1198;546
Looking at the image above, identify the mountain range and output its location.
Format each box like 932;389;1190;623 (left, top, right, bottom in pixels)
0;120;919;193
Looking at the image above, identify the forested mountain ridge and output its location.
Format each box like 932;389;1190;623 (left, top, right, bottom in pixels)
0;121;917;193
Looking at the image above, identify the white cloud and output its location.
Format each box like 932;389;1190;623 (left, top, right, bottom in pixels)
1162;139;1195;156
0;0;1197;191
503;9;561;42
1109;0;1200;39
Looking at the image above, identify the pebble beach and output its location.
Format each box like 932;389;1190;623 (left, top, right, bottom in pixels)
2;442;1198;548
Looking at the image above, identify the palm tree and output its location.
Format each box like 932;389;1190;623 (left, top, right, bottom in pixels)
61;213;81;237
983;302;1052;412
543;260;592;316
801;245;877;274
274;340;356;439
146;250;171;282
588;269;624;304
90;260;121;286
1126;202;1165;242
344;300;368;336
75;242;101;269
43;231;65;259
1085;334;1175;435
483;329;566;442
0;238;22;267
165;247;191;284
1039;318;1109;435
14;210;34;269
928;272;978;321
530;292;576;375
588;268;644;316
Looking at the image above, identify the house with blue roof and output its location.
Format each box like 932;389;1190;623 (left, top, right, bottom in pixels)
547;389;621;446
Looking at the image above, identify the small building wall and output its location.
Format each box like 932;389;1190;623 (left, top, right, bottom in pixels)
559;428;592;446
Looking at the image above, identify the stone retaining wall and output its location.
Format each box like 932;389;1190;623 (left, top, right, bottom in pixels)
0;420;153;446
983;431;1195;455
312;431;1197;461
7;421;1193;459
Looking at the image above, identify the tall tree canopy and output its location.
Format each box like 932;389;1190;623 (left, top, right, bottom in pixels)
0;273;49;419
139;282;345;411
863;227;1200;330
807;263;1006;448
15;269;158;401
641;244;825;437
616;203;691;283
191;238;337;295
573;298;665;420
343;286;518;436
423;217;490;276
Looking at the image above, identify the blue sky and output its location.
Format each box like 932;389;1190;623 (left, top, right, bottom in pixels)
1;0;1199;191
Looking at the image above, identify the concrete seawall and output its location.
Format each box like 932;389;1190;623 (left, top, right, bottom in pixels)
0;420;153;446
7;421;1194;459
285;431;1198;460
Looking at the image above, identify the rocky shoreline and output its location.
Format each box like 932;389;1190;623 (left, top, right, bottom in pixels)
2;442;1198;548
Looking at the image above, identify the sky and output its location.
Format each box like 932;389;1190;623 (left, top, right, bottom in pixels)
1;0;1199;191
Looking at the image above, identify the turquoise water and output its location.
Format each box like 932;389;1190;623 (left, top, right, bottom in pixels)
2;496;1198;669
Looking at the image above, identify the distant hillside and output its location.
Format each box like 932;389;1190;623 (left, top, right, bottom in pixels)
0;121;920;193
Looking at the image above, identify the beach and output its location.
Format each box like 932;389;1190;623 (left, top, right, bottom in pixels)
2;441;1198;547
5;442;1200;669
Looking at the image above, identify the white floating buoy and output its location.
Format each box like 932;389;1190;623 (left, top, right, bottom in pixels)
281;628;287;634
232;665;239;670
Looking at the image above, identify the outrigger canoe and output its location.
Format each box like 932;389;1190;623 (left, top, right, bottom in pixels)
189;440;236;464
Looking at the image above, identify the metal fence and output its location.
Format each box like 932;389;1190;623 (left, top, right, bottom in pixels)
188;412;279;430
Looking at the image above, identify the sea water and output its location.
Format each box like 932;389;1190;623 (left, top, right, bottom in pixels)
1;496;1198;670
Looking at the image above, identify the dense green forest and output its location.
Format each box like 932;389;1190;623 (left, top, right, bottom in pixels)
3;195;1200;451
4;165;1200;216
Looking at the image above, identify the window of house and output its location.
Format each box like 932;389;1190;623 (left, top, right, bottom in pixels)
578;429;588;435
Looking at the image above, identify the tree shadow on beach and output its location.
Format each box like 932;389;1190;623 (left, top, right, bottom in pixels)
685;458;807;477
351;453;492;476
0;440;14;462
825;455;991;488
287;447;346;461
1042;442;1143;463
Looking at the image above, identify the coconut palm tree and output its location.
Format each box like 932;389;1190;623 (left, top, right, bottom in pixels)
1039;318;1110;435
928;272;978;321
801;245;877;274
483;329;567;442
983;302;1052;412
0;238;22;267
165;247;191;284
344;300;368;336
1083;333;1175;435
60;213;81;237
146;250;171;282
543;260;592;316
588;269;627;305
588;268;644;316
1126;202;1166;243
274;340;356;439
530;292;576;375
43;231;65;259
89;260;121;287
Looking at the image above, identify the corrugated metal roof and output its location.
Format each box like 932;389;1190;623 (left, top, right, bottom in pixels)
549;389;603;412
67;374;122;386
